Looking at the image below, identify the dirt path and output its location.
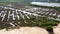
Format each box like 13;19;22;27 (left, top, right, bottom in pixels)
0;27;49;34
53;24;60;34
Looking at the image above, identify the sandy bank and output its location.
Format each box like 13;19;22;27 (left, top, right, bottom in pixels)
53;24;60;34
0;27;48;34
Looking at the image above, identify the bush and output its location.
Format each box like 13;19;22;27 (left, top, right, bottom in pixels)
46;26;53;32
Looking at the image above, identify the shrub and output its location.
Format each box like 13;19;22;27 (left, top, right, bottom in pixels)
45;26;53;32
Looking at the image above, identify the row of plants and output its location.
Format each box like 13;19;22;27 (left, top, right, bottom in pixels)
11;15;59;27
0;13;59;34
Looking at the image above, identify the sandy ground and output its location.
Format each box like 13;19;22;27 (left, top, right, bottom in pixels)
0;27;49;34
53;24;60;34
